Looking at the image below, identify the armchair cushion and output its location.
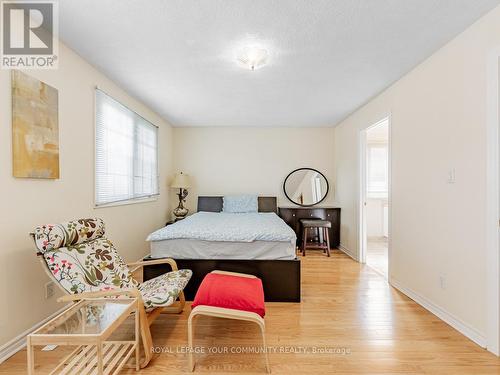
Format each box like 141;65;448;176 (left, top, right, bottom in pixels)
34;218;105;253
138;269;192;312
43;237;138;294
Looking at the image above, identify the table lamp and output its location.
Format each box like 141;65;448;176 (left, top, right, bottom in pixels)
171;172;191;219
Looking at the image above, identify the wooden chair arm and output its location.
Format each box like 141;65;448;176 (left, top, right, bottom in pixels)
57;288;139;303
127;258;179;272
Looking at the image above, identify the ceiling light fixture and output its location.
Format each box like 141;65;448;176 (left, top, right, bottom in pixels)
237;46;268;70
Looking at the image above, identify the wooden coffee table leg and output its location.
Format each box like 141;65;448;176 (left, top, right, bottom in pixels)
27;336;34;375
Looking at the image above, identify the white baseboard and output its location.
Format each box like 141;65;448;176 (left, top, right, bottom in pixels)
338;243;358;261
0;304;71;364
390;278;486;348
336;244;486;348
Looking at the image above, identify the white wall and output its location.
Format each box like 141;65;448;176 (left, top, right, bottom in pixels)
366;199;386;238
0;43;174;348
334;5;500;346
172;127;336;214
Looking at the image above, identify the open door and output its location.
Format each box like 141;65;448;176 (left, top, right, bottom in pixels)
359;117;391;279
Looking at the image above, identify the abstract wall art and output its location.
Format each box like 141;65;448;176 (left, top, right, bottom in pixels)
12;71;59;179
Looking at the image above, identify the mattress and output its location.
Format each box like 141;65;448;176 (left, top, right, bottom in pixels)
147;211;297;260
150;238;296;260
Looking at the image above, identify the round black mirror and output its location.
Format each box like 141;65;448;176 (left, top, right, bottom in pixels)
283;168;329;206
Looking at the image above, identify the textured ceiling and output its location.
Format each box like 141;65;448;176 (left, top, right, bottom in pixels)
59;0;499;127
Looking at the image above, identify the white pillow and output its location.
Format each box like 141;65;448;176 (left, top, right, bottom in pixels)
222;195;258;213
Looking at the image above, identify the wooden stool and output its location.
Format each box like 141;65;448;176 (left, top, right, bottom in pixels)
300;219;331;256
188;270;270;373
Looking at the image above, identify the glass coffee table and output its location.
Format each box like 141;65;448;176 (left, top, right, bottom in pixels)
27;298;139;375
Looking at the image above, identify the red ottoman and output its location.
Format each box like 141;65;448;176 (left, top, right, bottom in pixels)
188;270;270;373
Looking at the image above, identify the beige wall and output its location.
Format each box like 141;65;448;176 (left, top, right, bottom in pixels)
172;127;336;214
0;44;174;348
334;5;500;344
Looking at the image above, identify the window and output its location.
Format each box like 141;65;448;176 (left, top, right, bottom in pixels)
95;89;159;206
366;144;388;198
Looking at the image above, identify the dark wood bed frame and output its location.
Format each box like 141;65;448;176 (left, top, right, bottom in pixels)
143;196;301;302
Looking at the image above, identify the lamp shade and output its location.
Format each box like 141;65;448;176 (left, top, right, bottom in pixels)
171;172;191;189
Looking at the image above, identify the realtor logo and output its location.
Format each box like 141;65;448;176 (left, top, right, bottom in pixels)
1;0;58;69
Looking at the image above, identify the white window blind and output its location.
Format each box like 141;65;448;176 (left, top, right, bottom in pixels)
367;144;388;198
95;89;159;206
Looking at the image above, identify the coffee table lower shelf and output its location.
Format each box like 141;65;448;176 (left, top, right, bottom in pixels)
28;298;140;375
51;341;137;375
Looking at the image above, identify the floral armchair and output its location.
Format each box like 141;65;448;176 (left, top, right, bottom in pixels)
31;218;192;368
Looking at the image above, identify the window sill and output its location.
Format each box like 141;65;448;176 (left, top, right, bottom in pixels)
94;196;158;209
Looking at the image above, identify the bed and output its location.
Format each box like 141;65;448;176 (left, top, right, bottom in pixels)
142;196;301;302
148;211;296;260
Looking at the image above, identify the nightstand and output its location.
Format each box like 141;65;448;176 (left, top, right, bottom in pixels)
165;217;185;226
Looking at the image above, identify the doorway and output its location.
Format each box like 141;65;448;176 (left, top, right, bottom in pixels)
360;117;390;278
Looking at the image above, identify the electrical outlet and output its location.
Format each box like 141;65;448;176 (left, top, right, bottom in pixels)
45;281;55;299
439;275;447;290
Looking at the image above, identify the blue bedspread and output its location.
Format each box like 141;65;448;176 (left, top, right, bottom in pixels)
147;212;296;243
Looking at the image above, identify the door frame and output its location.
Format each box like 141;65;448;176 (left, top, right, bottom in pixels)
358;115;392;279
485;49;500;355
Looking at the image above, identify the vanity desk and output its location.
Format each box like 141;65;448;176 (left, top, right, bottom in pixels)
280;167;340;250
278;206;341;249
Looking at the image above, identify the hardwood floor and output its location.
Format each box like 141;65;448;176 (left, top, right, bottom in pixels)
367;237;388;278
1;251;499;374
